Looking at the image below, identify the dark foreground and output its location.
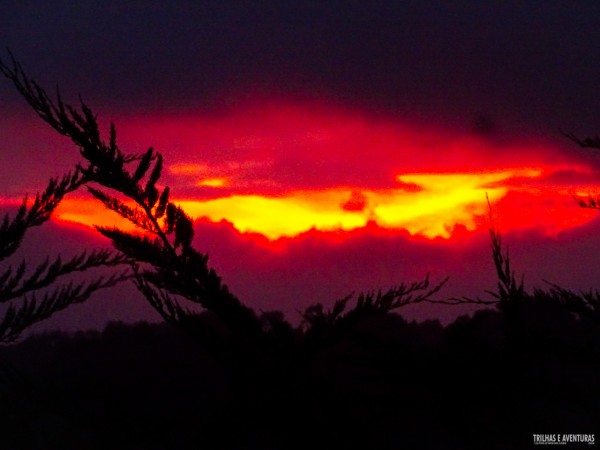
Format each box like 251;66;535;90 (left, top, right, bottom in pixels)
1;304;599;450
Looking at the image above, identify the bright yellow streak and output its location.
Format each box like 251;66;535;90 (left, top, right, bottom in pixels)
180;191;367;238
371;168;542;238
197;177;229;187
53;168;545;240
179;168;543;239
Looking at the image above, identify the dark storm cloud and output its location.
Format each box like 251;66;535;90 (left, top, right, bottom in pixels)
2;1;600;135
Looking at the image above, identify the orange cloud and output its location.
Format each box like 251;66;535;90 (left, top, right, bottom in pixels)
27;101;597;243
54;199;140;233
175;168;542;239
50;166;598;242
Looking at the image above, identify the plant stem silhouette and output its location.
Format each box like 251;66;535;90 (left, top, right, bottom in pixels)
0;51;448;355
0;169;131;342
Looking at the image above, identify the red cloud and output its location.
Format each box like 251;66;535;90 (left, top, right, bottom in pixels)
341;191;368;211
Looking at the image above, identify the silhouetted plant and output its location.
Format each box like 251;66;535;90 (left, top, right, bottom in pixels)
0;52;447;356
543;129;600;321
533;283;600;323
300;275;446;350
436;199;522;311
1;52;265;338
487;227;524;313
0;171;131;342
560;129;600;150
560;129;600;209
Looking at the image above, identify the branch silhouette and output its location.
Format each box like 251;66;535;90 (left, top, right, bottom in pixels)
559;129;600;150
0;51;450;353
0;171;85;261
0;54;134;343
0;174;132;342
558;128;600;210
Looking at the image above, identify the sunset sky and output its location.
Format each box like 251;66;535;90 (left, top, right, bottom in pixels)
2;1;600;331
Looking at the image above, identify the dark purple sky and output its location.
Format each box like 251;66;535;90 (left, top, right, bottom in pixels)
2;2;600;129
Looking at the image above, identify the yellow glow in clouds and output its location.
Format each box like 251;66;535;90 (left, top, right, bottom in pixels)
54;168;549;240
176;168;541;239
